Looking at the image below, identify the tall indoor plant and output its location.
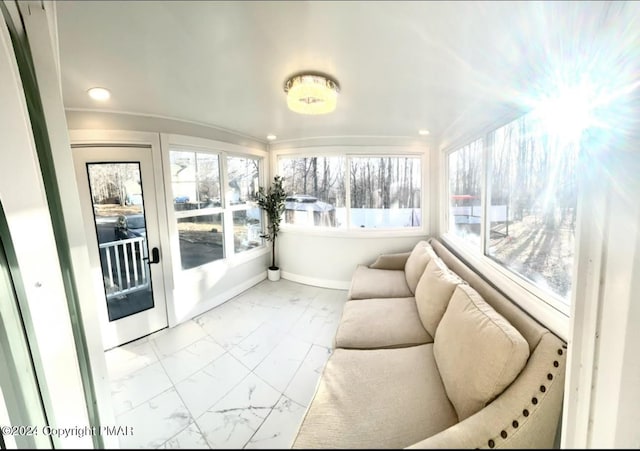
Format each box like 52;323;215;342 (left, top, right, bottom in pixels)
254;175;287;281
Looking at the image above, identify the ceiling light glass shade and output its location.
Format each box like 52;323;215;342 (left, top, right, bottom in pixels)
284;74;340;115
87;87;111;101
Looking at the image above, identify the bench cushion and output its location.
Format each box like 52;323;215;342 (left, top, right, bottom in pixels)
334;297;433;349
348;265;413;300
415;256;465;337
434;284;530;421
292;344;458;449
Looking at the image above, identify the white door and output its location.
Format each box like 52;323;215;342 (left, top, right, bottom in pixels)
73;146;168;349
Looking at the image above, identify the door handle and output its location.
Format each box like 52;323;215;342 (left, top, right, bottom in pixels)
144;247;160;264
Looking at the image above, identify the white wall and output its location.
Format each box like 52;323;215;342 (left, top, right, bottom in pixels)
278;231;427;289
560;133;640;447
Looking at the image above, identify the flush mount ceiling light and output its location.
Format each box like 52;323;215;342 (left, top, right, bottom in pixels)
418;129;430;136
87;87;111;101
283;72;340;115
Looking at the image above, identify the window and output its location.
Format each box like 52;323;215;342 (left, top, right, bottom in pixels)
278;154;422;230
350;157;421;228
169;150;263;270
488;115;577;301
226;155;262;253
170;151;224;270
448;139;483;247
279;156;346;228
446;112;578;304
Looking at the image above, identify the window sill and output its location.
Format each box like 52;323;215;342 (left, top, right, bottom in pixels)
280;225;429;239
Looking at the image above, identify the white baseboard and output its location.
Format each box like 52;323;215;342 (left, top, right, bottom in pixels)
281;271;351;290
172;272;267;324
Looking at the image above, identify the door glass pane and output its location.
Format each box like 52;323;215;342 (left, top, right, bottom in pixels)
86;163;154;321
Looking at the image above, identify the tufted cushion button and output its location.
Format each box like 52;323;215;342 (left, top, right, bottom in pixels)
532;397;538;405
547;373;553;380
540;385;546;393
512;420;519;428
553;361;559;367
501;430;508;439
558;349;563;355
523;409;529;417
488;439;495;448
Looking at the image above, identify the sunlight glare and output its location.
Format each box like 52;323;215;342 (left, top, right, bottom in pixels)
533;82;595;143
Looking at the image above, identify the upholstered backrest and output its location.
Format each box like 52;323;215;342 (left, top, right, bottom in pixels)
434;284;530;421
429;238;546;352
414;256;465;336
404;240;435;294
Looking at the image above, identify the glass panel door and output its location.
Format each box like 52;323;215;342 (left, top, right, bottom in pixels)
86;162;154;321
73;146;168;349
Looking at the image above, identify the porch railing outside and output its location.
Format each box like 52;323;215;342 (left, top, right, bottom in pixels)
99;237;149;299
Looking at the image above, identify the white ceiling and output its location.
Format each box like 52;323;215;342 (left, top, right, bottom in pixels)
55;1;640;145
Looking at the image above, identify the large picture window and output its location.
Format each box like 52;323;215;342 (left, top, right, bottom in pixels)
445;112;578;305
279;156;346;228
448;139;483;248
169;149;262;270
350;157;421;228
278;155;422;230
488;115;578;300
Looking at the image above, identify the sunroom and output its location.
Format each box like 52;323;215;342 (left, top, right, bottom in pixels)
0;1;639;449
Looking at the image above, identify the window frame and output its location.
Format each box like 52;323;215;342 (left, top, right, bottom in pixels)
273;145;429;236
162;134;268;274
441;116;573;340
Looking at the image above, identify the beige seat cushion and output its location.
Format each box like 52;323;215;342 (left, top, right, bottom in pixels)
434;284;530;421
414;256;465;336
292;345;458;449
334;297;433;349
348;265;413;300
403;240;435;293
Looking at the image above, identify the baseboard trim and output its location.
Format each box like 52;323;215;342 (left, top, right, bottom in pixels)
281;271;351;290
172;272;267;325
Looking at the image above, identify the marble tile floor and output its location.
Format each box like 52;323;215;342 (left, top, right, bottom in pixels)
104;279;348;449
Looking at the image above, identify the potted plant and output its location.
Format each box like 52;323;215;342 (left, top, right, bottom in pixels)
254;175;287;281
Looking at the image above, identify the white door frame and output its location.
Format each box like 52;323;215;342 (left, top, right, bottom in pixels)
70;130;176;347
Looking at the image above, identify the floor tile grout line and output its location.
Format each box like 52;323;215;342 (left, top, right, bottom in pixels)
105;280;347;450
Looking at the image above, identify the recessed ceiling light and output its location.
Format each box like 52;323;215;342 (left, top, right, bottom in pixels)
418;129;430;136
87;87;111;101
266;134;277;141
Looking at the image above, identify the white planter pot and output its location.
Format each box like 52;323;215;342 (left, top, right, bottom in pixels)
267;267;281;281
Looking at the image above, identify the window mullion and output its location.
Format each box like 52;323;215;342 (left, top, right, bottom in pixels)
345;156;351;230
481;133;492;255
